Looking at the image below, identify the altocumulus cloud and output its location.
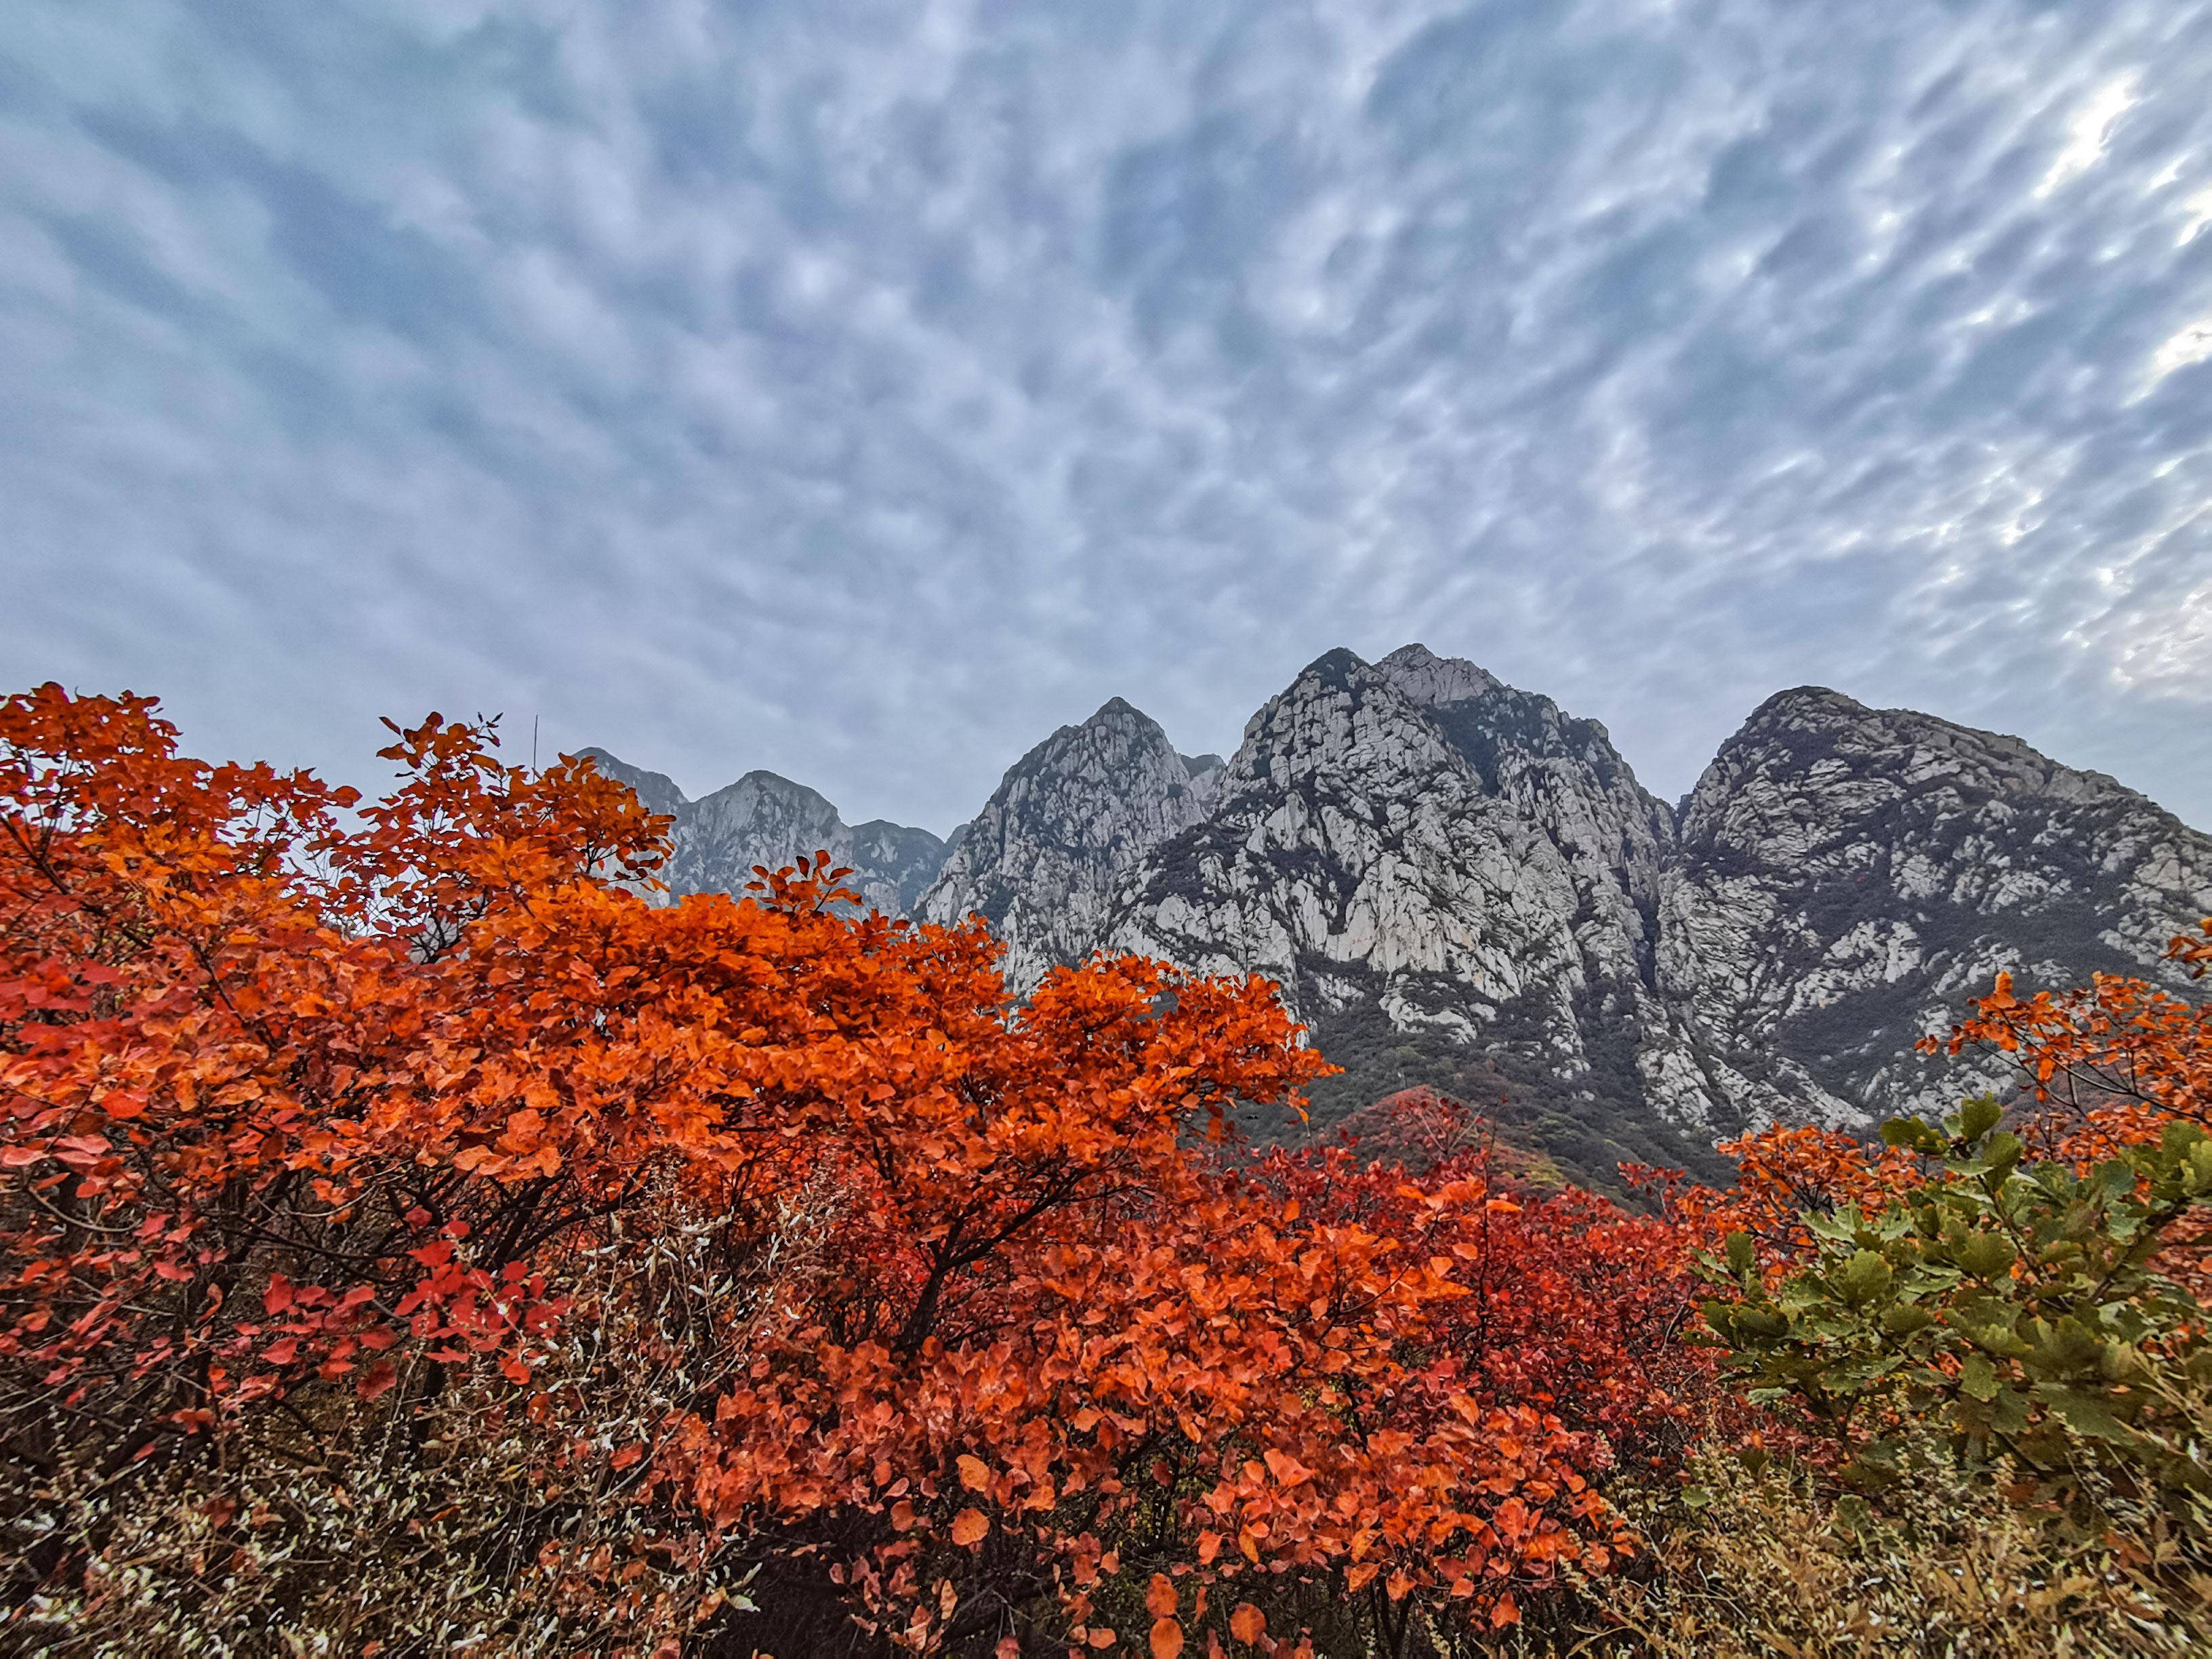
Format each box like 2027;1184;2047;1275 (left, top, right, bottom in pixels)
1;0;2208;830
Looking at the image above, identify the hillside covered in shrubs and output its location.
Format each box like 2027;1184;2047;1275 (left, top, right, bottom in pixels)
4;682;2211;1656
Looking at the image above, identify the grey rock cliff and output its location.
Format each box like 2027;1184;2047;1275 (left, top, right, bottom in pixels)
1103;647;1698;1173
574;748;945;919
1109;649;1606;1039
676;771;850;899
918;697;1216;993
1646;689;2212;1132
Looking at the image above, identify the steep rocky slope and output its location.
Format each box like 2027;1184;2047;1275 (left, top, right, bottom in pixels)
575;747;945;918
1645;689;2212;1132
916;698;1221;994
1109;649;1616;1039
578;655;2211;1185
1105;648;1717;1181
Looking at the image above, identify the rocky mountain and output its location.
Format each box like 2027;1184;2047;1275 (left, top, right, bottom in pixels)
579;651;2211;1187
1644;688;2212;1134
577;747;686;822
1105;647;1713;1179
575;747;945;918
916;698;1225;993
956;647;2203;1182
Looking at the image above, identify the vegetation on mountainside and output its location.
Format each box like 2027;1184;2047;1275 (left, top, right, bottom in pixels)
2;681;2208;1656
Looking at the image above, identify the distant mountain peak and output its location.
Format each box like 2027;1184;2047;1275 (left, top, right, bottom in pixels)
578;749;941;918
575;746;688;819
919;690;1214;994
696;769;838;816
1748;684;1857;718
1375;642;1504;706
1659;689;2212;1132
1292;645;1370;691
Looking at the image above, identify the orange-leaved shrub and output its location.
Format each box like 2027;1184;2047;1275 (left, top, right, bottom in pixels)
1;684;1643;1657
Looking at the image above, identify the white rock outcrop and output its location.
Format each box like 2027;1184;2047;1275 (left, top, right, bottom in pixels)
582;656;2212;1157
917;698;1220;994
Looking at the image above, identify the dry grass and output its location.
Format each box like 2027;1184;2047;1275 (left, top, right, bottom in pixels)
1561;1443;2212;1659
3;1178;842;1658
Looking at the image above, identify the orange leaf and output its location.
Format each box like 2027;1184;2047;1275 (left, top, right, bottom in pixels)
957;1454;991;1492
1149;1617;1184;1659
951;1508;989;1547
1229;1604;1265;1643
1147;1574;1177;1618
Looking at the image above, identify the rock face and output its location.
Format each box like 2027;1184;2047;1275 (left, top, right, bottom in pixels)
1645;689;2212;1134
917;698;1221;994
579;651;2211;1183
851;821;953;916
1104;647;1707;1179
925;649;2209;1181
574;747;945;919
1109;649;1626;1038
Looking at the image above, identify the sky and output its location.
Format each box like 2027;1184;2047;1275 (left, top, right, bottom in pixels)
2;0;2209;836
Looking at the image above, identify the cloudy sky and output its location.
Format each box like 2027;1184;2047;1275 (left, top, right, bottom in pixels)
3;0;2209;834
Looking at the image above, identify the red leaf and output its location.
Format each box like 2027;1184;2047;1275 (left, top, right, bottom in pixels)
356;1359;398;1401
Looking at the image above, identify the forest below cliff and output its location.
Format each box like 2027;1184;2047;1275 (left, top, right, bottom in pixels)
5;683;2212;1658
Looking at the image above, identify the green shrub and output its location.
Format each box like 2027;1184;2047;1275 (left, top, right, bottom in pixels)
1704;1097;2212;1519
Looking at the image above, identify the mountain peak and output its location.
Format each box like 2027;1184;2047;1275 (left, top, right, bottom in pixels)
919;687;1221;993
693;769;838;818
1375;643;1505;708
1294;646;1372;691
1742;684;1864;724
1080;695;1166;738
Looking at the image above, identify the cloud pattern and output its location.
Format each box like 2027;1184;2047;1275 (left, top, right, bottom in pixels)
1;0;2209;832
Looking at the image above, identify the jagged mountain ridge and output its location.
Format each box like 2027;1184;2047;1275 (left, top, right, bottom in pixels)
1645;687;2212;1132
574;746;944;918
1108;648;1633;1050
582;650;2211;1179
1088;647;1711;1180
914;698;1225;993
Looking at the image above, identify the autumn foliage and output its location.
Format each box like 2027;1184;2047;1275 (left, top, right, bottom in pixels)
1;685;1647;1655
3;681;2208;1657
